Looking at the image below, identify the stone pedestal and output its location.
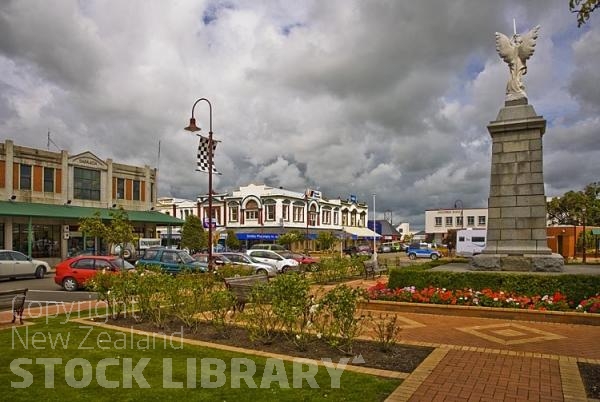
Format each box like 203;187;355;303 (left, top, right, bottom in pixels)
470;101;564;272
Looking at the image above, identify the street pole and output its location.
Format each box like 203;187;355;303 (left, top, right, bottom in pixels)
185;98;215;271
582;206;587;264
373;193;377;260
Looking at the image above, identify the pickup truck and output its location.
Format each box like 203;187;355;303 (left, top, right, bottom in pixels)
135;247;208;274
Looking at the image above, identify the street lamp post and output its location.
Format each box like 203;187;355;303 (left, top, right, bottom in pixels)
372;193;377;260
454;200;464;229
582;206;587;264
184;98;215;271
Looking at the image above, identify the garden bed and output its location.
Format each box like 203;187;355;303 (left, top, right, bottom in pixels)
360;299;600;326
98;316;433;374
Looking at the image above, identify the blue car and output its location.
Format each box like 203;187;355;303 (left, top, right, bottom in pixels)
406;246;442;261
135;248;208;274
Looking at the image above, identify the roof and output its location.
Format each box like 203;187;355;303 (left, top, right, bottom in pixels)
0;201;184;225
343;226;380;239
375;220;402;236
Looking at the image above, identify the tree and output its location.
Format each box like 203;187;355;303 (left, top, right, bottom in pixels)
570;0;599;27
180;215;206;254
547;182;600;226
78;208;135;262
105;207;135;259
277;230;303;250
225;229;241;251
78;211;107;254
316;231;338;252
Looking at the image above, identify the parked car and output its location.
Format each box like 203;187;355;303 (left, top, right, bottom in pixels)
54;255;135;291
0;250;51;280
219;252;278;277
343;245;373;256
246;249;299;273
406;246;442;260
279;251;320;271
249;243;287;252
192;253;230;266
135;247;208;274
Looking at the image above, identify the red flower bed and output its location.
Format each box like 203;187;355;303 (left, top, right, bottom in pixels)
366;281;590;312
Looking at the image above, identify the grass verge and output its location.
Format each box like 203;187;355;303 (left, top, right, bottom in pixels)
0;316;400;400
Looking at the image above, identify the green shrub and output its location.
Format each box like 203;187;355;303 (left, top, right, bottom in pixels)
316;285;368;354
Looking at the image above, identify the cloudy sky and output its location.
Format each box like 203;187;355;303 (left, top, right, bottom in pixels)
1;0;598;229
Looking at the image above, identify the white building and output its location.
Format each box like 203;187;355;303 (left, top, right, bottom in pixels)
157;183;379;250
425;207;488;244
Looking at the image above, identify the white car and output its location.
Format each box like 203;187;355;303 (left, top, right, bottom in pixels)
246;249;299;273
0;250;51;279
219;252;278;277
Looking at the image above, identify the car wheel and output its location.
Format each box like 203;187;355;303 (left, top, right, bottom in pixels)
62;277;78;292
430;254;439;261
35;266;46;279
408;253;417;260
281;266;289;273
256;268;268;276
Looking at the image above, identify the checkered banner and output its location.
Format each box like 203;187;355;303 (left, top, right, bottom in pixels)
196;135;221;175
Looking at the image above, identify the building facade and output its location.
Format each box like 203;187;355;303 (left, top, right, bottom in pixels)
156;184;379;250
425;207;488;244
0;139;182;265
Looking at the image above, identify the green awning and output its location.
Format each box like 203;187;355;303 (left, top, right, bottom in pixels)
0;201;183;225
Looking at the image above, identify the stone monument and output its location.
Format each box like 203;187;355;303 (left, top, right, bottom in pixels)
470;25;564;272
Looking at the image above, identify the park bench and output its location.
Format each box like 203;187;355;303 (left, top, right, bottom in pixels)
223;274;269;312
363;260;388;280
0;288;28;324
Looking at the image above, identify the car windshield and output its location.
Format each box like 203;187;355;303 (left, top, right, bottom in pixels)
111;259;135;269
177;252;195;264
248;256;262;264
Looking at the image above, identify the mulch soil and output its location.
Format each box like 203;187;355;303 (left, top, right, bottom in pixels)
102;316;433;373
578;362;600;399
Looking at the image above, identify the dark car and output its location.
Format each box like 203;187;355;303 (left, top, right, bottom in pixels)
135;248;208;274
343;245;372;256
54;255;135;291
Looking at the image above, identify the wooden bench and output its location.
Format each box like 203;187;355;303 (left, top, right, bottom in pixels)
223;274;269;312
0;289;28;324
363;260;388;279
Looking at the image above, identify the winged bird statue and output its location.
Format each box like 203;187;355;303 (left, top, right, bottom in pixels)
495;25;540;102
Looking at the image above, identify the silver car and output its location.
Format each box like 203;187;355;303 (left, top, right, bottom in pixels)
219;252;278;277
0;250;51;280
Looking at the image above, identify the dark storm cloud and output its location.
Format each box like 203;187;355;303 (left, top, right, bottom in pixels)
0;0;597;230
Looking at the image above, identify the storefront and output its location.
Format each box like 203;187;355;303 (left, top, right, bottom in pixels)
0;200;183;265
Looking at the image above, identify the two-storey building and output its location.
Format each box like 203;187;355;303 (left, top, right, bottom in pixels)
0;139;182;265
157;184;379;250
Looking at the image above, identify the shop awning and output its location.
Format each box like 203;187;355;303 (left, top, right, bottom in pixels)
343;226;381;239
0;201;184;225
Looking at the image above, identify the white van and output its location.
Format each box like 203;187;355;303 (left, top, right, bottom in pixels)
456;229;486;257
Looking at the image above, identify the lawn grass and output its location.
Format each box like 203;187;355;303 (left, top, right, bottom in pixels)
0;316;400;401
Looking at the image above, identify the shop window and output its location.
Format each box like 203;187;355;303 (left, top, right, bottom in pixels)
74;167;101;201
20;164;32;190
44;167;55;193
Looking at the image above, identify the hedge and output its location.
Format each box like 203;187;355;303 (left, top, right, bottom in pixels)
387;268;600;304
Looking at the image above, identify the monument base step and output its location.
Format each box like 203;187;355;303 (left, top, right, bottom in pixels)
470;253;565;272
